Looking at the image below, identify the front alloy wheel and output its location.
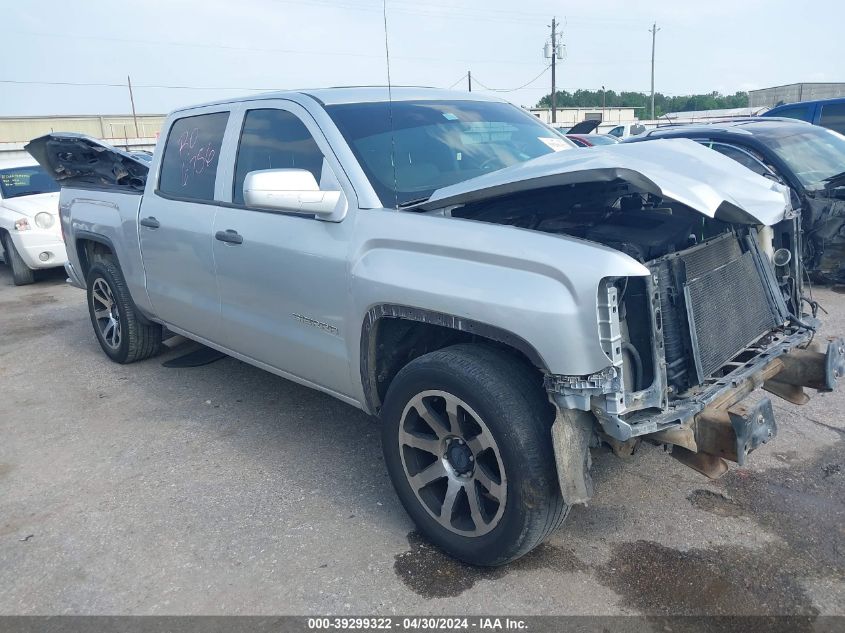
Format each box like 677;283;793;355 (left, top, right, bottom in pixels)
399;391;507;536
399;390;506;537
382;344;569;566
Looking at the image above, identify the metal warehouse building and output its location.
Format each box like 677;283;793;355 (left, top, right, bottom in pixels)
748;83;845;108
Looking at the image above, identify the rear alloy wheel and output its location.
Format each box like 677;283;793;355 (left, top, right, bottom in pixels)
86;258;162;363
1;233;36;286
91;277;122;350
382;344;568;566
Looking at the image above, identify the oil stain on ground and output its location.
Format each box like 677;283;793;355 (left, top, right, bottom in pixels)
693;433;844;576
2;318;75;340
596;540;818;616
0;292;59;313
393;531;587;599
597;436;843;626
686;489;745;518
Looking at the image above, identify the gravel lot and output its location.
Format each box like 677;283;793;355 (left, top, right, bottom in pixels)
0;264;843;617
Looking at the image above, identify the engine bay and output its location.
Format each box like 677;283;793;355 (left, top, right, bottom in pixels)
451;178;804;401
450;179;735;264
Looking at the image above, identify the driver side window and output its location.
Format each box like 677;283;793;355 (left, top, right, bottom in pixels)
233;108;327;205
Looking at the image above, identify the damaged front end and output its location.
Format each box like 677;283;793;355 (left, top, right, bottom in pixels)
544;219;843;502
422;139;843;505
544;225;844;500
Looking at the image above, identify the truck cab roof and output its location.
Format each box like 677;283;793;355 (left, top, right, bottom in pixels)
171;86;505;114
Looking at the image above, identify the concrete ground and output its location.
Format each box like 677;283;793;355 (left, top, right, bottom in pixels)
0;264;843;618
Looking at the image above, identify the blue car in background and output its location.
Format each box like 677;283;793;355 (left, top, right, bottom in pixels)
763;98;845;135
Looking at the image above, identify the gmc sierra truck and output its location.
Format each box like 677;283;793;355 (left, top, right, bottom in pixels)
27;88;844;566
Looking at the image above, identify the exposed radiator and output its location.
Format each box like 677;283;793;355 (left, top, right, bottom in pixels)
651;233;785;390
684;251;779;381
681;233;741;280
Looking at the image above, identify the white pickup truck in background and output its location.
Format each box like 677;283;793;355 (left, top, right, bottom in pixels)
0;158;66;285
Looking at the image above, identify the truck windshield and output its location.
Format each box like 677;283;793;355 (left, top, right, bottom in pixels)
326;100;571;206
0;165;60;199
758;126;845;190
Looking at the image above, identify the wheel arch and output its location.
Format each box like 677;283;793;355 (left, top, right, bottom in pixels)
360;303;549;415
74;231;118;281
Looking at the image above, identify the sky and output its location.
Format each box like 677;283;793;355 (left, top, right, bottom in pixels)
1;0;842;116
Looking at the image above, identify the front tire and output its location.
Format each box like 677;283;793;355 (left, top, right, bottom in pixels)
1;233;36;286
381;344;568;566
86;258;162;363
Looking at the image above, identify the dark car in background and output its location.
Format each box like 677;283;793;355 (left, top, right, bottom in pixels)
764;97;845;135
566;133;620;147
624;118;845;283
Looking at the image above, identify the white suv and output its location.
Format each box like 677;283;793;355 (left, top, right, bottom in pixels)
0;158;66;285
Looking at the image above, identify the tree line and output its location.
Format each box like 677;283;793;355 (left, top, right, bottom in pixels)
536;89;749;117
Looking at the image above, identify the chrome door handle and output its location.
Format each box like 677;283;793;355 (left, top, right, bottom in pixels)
215;229;243;245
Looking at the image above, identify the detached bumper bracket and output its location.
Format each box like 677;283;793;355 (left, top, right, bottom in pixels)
727;397;777;467
824;337;845;392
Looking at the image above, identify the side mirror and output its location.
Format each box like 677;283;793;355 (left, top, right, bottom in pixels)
243;168;347;221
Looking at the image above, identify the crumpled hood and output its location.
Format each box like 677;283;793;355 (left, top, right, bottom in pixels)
417;138;791;226
1;191;60;218
25;133;149;191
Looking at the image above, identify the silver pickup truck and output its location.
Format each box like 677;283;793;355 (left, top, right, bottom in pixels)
27;88;844;566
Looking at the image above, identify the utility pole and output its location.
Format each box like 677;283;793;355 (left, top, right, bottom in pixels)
649;22;660;120
602;85;606;122
550;18;557;123
468;70;472;92
127;75;139;138
544;19;564;123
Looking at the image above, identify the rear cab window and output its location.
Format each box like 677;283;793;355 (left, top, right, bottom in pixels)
158;111;230;201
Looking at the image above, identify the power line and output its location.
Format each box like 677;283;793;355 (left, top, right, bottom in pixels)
471;66;551;93
0;78;699;99
447;74;468;89
7;30;544;67
265;0;661;28
0;79;276;91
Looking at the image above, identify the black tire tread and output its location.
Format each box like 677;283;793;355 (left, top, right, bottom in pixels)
444;345;567;563
87;256;162;363
2;233;36;286
383;343;568;566
504;355;570;544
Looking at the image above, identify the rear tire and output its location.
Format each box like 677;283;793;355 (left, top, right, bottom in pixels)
86;257;162;363
1;233;36;286
381;344;568;566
